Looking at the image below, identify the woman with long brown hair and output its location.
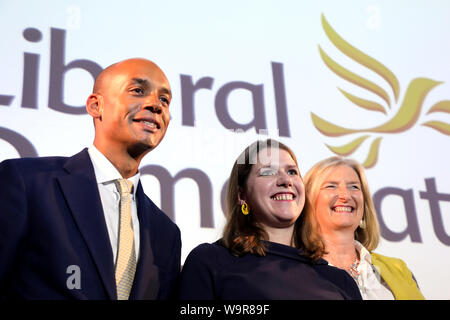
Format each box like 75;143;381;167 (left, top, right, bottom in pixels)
177;139;361;299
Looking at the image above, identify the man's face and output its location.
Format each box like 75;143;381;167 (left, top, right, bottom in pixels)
94;59;171;155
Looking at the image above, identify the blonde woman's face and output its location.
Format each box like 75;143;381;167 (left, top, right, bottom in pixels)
314;165;364;235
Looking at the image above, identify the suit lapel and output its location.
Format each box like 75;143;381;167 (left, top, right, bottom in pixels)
129;182;159;300
57;149;116;299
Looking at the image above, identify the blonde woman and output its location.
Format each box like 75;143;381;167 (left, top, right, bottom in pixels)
301;156;425;300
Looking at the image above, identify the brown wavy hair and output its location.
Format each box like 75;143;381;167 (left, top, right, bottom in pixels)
222;139;304;256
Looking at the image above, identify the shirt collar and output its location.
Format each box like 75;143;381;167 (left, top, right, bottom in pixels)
88;145;140;197
354;240;372;264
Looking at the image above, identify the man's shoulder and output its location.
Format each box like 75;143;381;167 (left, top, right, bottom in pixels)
1;155;68;164
0;149;91;180
0;155;69;173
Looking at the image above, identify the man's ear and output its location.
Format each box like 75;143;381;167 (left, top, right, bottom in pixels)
86;94;103;120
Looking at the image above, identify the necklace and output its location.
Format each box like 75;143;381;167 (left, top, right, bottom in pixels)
346;258;360;281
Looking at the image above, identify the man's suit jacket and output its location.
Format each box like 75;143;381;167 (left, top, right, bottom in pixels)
0;148;181;299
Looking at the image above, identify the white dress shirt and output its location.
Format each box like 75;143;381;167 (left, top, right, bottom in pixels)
87;146;140;264
354;240;395;300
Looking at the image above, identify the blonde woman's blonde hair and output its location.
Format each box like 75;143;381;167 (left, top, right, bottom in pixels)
301;156;380;260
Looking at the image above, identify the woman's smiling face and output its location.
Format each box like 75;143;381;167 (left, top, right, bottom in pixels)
242;147;305;231
314;164;364;235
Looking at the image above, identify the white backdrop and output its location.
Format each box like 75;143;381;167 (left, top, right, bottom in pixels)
1;0;449;299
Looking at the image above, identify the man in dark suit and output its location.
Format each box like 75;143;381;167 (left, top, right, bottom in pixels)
0;58;181;300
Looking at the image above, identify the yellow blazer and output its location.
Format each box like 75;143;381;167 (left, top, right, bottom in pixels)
371;252;425;300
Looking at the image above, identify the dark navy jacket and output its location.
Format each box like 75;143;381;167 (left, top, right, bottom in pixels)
178;240;362;300
0;148;181;299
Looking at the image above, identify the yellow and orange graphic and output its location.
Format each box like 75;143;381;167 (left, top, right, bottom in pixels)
312;14;450;168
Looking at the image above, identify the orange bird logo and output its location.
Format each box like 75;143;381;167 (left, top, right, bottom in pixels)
312;14;450;168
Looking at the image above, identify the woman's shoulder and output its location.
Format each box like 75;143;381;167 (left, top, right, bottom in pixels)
370;251;425;300
370;251;416;281
188;240;224;254
370;252;408;269
184;239;230;263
